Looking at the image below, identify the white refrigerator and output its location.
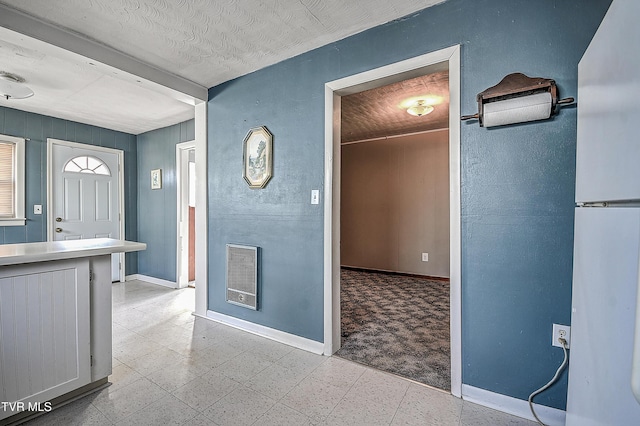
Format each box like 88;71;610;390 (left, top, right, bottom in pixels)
565;0;640;424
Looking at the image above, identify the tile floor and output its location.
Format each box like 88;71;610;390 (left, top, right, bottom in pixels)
23;280;536;425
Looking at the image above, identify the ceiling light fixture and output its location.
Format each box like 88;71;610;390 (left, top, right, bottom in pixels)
0;71;34;100
406;99;434;117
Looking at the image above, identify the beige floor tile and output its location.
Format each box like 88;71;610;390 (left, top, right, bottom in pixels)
202;386;276;426
91;377;169;423
346;368;410;407
308;357;366;390
22;397;111;426
256;403;312;426
391;383;462;425
22;281;540;426
246;362;308;399
215;350;274;383
145;361;203;392
276;348;327;375
181;413;220;426
172;372;240;411
122;346;184;376
113;394;198;426
112;335;165;365
460;401;537;426
248;336;295;362
107;363;144;392
325;391;399;426
280;376;348;421
189;340;245;369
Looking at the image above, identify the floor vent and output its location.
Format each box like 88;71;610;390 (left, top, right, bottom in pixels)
226;244;258;310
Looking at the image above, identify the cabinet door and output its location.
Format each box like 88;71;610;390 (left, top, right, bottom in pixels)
0;259;91;421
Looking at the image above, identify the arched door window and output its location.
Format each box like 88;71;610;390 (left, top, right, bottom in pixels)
63;155;111;176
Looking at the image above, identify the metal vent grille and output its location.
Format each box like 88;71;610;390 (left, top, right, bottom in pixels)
226;244;258;310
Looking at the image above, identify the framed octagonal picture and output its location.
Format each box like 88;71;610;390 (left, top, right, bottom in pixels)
243;126;273;189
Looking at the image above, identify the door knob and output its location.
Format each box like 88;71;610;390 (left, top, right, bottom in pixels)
55;227;62;233
56;217;62;222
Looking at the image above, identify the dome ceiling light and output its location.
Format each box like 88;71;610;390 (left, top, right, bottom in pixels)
0;71;34;100
406;99;434;116
400;95;442;117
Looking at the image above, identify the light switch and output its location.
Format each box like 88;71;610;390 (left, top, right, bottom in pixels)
34;204;42;215
311;190;319;205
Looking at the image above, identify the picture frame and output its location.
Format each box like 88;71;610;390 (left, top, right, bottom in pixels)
243;126;273;189
151;168;162;189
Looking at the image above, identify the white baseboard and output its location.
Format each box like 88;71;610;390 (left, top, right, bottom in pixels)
125;274;177;289
462;384;566;426
205;310;324;355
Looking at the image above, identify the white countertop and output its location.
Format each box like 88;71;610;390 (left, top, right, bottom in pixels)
0;238;147;266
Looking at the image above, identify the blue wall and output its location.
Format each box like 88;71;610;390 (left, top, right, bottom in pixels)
137;120;194;282
0;106;139;274
207;0;611;409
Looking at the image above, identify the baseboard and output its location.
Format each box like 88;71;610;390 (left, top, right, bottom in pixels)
125;274;177;289
204;310;324;355
340;265;450;281
462;384;566;426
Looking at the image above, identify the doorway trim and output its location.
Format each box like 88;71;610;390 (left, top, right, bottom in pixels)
176;140;196;288
323;45;462;396
193;101;209;317
46;138;126;282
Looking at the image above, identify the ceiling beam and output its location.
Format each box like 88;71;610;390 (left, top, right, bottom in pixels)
0;3;208;102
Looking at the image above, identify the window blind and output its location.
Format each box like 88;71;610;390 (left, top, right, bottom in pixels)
0;142;15;217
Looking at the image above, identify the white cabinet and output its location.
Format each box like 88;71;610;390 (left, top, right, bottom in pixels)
0;259;91;421
0;239;145;422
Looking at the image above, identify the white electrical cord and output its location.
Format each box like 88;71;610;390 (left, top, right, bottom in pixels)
528;338;569;426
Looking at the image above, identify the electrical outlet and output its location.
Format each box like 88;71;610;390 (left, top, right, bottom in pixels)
552;324;571;349
422;253;429;262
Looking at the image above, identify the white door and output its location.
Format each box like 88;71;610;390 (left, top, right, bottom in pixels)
50;141;122;281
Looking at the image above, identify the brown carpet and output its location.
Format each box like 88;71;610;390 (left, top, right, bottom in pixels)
336;268;451;390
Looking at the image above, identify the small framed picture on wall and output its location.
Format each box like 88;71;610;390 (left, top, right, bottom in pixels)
151;168;162;189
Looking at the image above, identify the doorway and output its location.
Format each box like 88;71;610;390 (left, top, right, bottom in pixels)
177;140;196;289
324;45;462;396
47;139;125;282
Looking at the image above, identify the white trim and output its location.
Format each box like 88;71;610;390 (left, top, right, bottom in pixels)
206;310;325;355
448;45;462;398
0;134;25;226
126;274;177;289
341;127;449;145
176;140;195;289
323;45;462;398
46;139;126;282
194;102;208;317
462;384;566;426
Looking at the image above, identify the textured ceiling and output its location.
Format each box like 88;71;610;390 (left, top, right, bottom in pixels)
342;71;450;143
0;26;195;134
0;0;445;89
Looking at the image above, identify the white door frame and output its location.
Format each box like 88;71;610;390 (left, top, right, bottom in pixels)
323;45;462;396
176;140;195;288
193;101;209;317
46;138;126;282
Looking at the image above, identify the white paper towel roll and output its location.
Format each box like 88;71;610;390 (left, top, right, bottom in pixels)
482;91;552;127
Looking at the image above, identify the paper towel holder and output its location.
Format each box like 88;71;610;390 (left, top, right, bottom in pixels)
461;73;574;127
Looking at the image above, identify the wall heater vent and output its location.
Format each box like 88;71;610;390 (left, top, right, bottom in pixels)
226;244;258;310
